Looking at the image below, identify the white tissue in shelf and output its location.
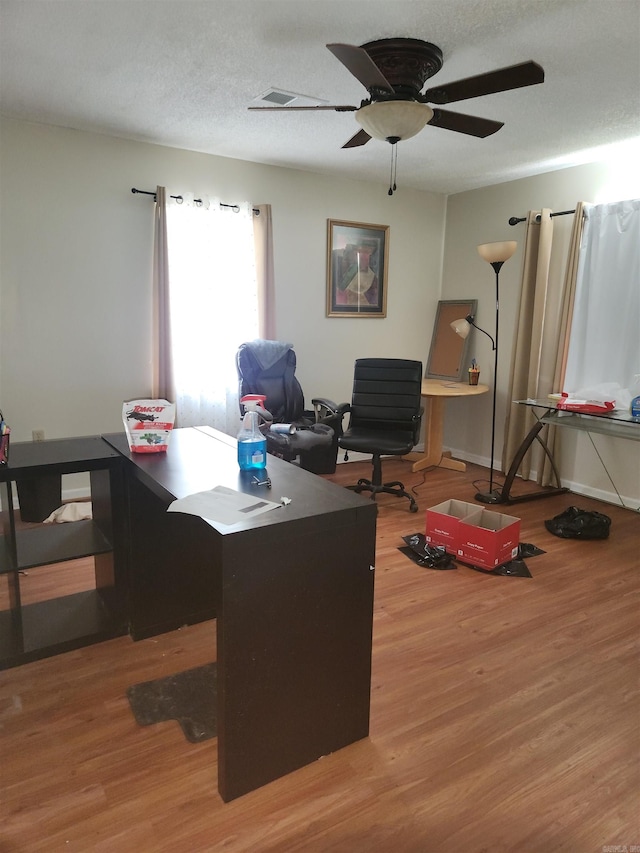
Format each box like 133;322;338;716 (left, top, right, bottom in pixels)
44;502;93;524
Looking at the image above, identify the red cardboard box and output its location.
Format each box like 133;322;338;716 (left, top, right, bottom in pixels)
457;509;521;570
425;500;481;553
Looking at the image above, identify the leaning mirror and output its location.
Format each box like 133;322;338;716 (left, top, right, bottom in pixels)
426;299;478;381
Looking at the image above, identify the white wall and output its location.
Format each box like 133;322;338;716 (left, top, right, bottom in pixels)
2;117;637;507
442;160;640;507
0;117;446;441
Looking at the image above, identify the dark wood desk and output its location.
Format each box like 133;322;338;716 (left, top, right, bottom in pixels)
104;427;377;802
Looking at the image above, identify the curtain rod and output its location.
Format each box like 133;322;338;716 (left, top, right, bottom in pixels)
131;188;260;216
508;208;575;226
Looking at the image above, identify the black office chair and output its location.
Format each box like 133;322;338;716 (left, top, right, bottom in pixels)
236;339;348;474
339;358;423;512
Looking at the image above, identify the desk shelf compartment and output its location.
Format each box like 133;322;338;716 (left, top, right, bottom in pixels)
0;520;113;574
0;587;123;667
0;438;128;669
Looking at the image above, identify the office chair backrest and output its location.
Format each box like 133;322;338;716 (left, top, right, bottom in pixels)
237;340;305;423
349;358;423;434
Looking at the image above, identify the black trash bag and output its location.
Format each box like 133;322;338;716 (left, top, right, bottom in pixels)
493;559;533;578
518;542;546;558
460;556;533;577
544;506;611;540
401;533;457;570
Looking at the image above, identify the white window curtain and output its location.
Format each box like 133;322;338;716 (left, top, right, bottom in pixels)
564;198;640;405
160;193;259;434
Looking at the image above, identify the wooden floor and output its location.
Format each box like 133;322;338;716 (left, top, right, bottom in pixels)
1;459;638;852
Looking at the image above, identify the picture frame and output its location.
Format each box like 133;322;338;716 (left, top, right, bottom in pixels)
326;219;389;318
426;299;478;381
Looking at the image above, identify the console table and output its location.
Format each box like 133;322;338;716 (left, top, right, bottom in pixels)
407;378;489;473
491;399;639;504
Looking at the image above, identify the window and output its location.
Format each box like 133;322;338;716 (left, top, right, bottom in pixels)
564;198;640;404
162;195;259;434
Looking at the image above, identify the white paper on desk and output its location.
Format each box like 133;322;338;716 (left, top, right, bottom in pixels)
167;485;281;526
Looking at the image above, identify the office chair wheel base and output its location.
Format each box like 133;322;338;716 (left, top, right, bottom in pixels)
346;479;418;513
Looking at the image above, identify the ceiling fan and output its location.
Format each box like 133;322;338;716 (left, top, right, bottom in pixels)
249;38;544;150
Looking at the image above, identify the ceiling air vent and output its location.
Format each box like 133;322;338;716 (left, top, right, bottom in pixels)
251;89;328;108
262;90;296;106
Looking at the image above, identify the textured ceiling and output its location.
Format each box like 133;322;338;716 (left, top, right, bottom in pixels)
1;0;639;194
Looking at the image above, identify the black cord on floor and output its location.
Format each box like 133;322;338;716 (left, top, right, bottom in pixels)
411;466;440;497
471;474;507;493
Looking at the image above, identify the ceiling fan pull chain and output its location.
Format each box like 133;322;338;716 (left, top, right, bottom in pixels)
393;144;398;193
388;143;398;196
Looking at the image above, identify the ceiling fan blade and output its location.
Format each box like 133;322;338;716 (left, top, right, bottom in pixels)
248;105;357;112
326;43;394;93
342;129;372;149
424;61;544;105
428;109;504;138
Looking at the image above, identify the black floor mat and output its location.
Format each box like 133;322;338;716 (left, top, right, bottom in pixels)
126;663;217;743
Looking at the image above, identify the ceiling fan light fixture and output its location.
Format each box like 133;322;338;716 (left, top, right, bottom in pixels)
355;100;434;142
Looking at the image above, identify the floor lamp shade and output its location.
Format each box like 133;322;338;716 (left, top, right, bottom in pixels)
451;315;496;350
450;318;471;339
477;241;517;265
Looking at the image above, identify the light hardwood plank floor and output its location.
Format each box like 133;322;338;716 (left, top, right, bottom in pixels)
1;459;638;852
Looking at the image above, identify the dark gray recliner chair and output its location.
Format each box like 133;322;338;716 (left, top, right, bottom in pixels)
236;339;348;474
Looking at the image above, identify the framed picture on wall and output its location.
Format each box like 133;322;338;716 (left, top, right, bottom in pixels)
326;219;389;318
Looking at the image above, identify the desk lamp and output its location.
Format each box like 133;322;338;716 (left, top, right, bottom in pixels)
452;241;517;503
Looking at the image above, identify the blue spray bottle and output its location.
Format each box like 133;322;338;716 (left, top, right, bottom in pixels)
237;410;267;471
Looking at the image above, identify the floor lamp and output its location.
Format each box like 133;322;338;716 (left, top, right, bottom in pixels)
452;241;517;503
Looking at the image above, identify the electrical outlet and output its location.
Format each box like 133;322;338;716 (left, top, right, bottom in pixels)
32;429;45;442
